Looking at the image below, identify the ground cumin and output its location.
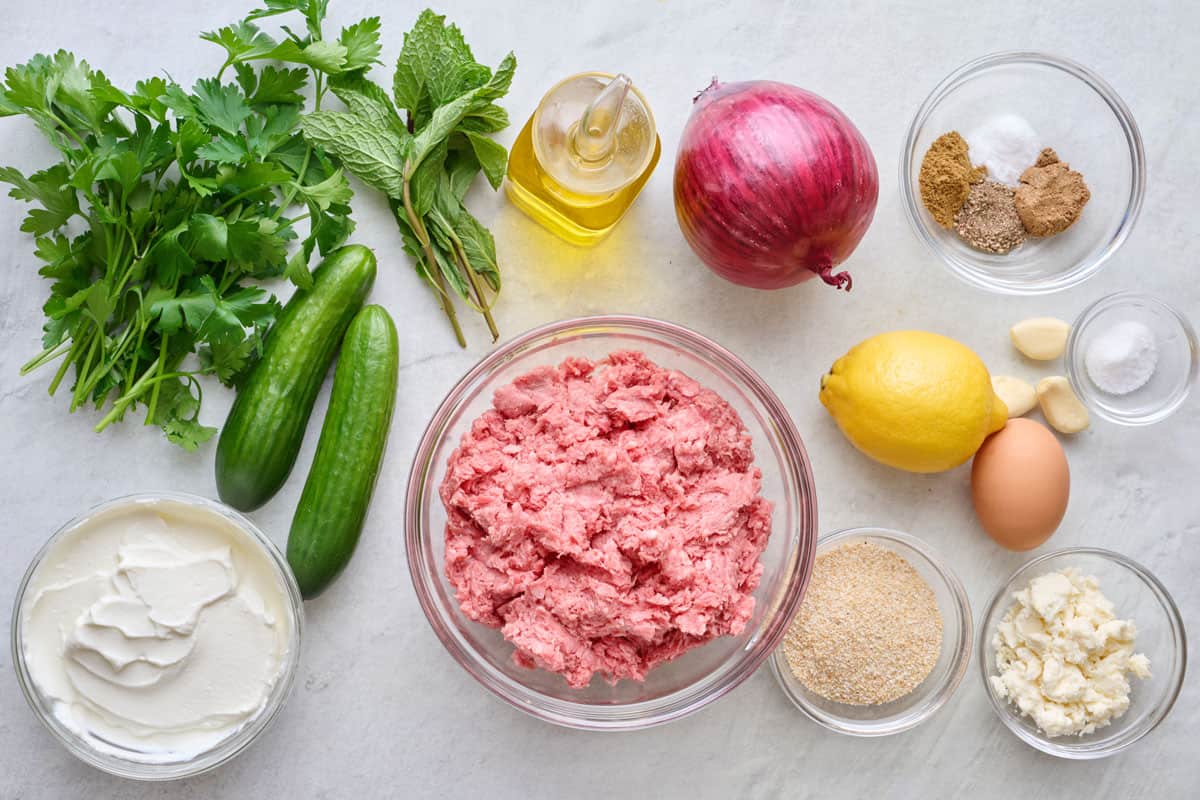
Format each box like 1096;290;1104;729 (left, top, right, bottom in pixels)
1014;148;1090;236
918;132;987;228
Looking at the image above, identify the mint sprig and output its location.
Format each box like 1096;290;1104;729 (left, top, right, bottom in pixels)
298;9;515;346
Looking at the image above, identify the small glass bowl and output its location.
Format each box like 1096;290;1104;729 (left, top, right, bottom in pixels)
11;493;304;780
770;528;972;737
1066;292;1198;425
979;548;1186;759
901;51;1144;294
405;316;818;730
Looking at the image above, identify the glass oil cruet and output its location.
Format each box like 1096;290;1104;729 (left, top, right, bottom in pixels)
505;72;661;246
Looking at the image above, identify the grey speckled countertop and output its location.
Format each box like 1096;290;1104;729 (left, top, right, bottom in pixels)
1;1;1196;797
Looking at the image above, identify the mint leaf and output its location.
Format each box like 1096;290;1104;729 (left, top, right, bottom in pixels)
407;54;515;176
329;74;407;135
464;131;506;189
443;146;480;201
455;207;500;291
392;10;449;112
299;111;407;196
460;103;509;134
409;137;446;216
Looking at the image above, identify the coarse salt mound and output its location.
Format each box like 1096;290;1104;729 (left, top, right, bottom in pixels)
440;351;773;688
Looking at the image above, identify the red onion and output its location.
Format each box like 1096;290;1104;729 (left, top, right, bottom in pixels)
674;80;878;290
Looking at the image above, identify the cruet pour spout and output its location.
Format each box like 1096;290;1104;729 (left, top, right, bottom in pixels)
571;73;632;162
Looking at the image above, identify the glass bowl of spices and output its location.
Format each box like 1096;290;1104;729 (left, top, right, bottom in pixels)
901;51;1144;294
1065;292;1198;425
979;548;1186;759
770;527;972;737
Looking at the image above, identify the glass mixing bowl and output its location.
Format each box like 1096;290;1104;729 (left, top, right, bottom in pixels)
11;493;304;780
770;527;973;736
405;316;818;730
979;548;1186;759
1066;292;1198;425
901;51;1144;294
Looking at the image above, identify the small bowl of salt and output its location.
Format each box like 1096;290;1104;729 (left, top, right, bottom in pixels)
1066;292;1198;425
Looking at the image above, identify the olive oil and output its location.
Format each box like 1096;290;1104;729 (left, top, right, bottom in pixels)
505;73;660;246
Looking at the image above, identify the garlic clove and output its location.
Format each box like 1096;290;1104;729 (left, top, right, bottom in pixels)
992;375;1037;418
1011;317;1071;360
1037;376;1090;434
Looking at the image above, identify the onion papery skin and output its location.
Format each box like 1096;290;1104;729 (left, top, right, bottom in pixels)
674;80;879;291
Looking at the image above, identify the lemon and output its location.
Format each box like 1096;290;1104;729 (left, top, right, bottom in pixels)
820;331;1008;473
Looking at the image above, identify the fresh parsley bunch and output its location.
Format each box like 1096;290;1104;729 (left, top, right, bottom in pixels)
0;1;376;448
299;10;515;347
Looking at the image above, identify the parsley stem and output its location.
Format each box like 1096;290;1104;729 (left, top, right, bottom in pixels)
75;320;140;402
20;340;72;374
272;146;313;223
48;329;87;396
71;332;105;410
46;110;88;152
214;186;264;215
144;332;170;426
97;367;201;434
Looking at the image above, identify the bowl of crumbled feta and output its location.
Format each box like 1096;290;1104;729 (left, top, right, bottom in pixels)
978;547;1186;759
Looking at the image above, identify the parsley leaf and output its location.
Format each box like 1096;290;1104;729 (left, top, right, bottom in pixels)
164;415;219;451
339;17;382;72
192;78;253;135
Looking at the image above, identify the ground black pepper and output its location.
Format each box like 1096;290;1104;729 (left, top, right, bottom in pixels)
954;180;1026;254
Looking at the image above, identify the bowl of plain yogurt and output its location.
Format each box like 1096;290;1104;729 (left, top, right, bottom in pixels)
11;492;303;780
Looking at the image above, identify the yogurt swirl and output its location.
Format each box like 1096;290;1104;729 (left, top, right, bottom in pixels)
21;499;294;760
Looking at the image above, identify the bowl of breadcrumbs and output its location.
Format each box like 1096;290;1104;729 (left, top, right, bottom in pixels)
770;527;973;736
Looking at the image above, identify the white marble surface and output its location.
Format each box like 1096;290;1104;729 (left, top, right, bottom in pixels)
1;0;1196;797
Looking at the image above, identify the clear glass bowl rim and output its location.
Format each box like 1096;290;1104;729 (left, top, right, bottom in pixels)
10;491;305;781
899;50;1146;295
404;314;818;731
1065;291;1199;426
977;546;1187;759
770;526;974;737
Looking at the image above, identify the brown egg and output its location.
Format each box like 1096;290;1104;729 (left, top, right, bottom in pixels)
971;418;1070;551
